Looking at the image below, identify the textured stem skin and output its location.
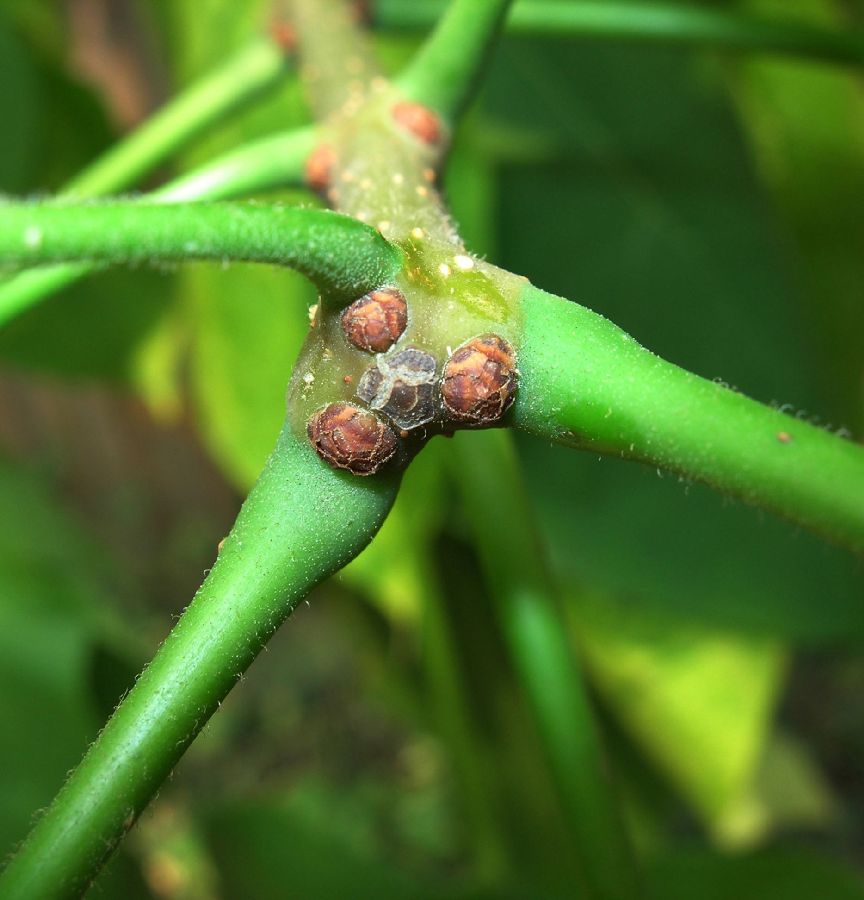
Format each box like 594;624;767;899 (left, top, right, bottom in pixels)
0;202;402;304
0;426;399;900
452;430;639;900
514;284;864;552
0;127;316;327
395;0;514;122
380;0;864;67
63;38;291;198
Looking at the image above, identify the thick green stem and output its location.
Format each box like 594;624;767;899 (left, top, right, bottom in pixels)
452;430;640;900
514;284;864;552
62;37;292;199
0;425;399;900
0;127;316;327
380;0;864;68
0;201;402;304
395;0;514;123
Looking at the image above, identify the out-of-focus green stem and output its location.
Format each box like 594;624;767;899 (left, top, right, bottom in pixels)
153;127;315;202
379;0;864;68
63;37;292;198
0;201;401;304
395;0;514;123
0;425;399;900
514;284;864;552
288;0;381;119
0;127;316;327
451;429;640;900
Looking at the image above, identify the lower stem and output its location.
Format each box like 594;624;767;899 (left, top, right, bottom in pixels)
0;426;398;900
514;284;864;552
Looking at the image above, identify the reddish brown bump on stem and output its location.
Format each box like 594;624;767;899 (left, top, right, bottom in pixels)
341;287;408;353
269;18;297;54
307;402;398;475
305;143;336;193
392;101;442;145
777;431;793;444
441;334;518;425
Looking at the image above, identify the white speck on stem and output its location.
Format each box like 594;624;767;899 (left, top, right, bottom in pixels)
454;254;474;271
438;263;451;277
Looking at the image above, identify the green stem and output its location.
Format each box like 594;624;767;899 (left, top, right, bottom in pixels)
152;127;316;202
451;429;640;900
379;0;864;68
288;0;381;119
514;284;864;552
395;0;514;123
62;37;292;198
0;127;316;328
0;201;401;304
0;425;399;900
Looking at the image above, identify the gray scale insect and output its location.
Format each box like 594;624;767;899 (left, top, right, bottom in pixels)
357;347;438;431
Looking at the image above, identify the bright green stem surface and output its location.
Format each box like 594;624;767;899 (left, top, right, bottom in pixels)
0;201;401;304
0;425;399;900
452;430;640;900
62;38;291;198
380;0;864;67
396;0;514;122
0;127;316;328
515;284;864;552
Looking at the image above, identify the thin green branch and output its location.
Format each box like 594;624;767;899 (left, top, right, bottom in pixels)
0;127;316;328
63;37;293;199
514;284;864;553
0;425;399;900
452;430;640;900
0;201;402;304
379;0;864;68
153;127;316;202
395;0;514;123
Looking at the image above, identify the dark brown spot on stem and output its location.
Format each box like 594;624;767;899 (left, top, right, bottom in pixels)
441;334;518;425
308;402;398;475
392;101;442;145
305;144;336;193
341;288;408;353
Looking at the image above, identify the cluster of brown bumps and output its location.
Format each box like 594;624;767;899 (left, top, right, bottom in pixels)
308;287;518;475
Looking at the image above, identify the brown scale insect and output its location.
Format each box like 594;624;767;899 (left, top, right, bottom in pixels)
307;402;398;476
357;348;437;432
441;334;518;425
304;143;336;193
391;101;442;145
341;288;408;353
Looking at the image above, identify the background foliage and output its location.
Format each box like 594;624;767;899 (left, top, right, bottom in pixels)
0;0;862;897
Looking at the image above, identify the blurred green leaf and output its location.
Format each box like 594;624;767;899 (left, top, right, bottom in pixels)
572;589;785;844
182;261;311;488
200;782;440;900
0;461;128;853
734;0;864;432
478;34;862;641
647;845;864;900
0;11;39;192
